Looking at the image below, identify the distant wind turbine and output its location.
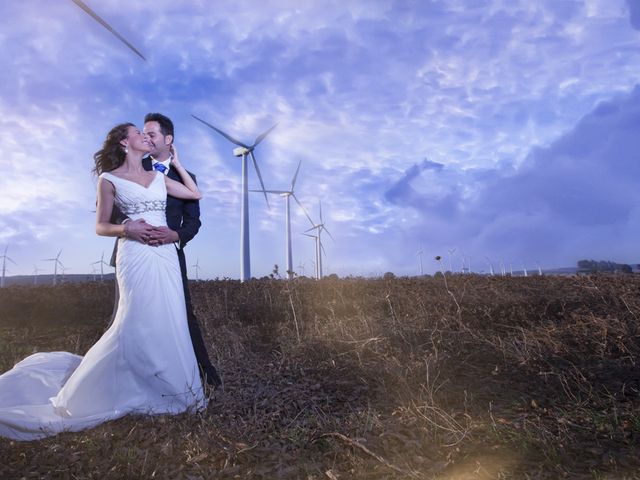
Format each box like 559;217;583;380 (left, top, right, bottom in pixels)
522;263;528;277
416;246;424;276
303;233;321;280
191;115;275;282
485;256;494;276
448;248;456;273
191;259;201;281
43;250;63;285
250;160;314;279
1;246;16;288
536;261;543;276
297;261;305;277
304;200;333;280
91;251;109;282
69;0;147;61
90;264;98;282
32;265;43;285
60;265;71;283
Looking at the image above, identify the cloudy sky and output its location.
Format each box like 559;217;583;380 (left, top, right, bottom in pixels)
1;0;639;279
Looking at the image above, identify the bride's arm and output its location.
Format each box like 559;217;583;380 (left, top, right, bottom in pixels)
164;145;202;200
96;177;127;237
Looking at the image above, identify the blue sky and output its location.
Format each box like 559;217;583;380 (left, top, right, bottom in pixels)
1;0;639;279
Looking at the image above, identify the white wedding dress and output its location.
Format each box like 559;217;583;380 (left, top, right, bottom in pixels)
0;171;206;441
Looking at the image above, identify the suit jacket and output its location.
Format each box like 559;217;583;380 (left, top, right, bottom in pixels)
109;157;201;266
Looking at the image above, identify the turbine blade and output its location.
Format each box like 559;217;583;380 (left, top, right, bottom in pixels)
304;225;319;233
319;200;323;223
249;151;270;208
320;241;327;257
323;225;335;242
291;160;302;190
249;189;287;194
70;0;147;61
302;233;317;238
6;257;16;265
190;115;248;147
292;194;315;226
251;123;278;148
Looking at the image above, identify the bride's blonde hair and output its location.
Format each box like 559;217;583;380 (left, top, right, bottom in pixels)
92;123;134;175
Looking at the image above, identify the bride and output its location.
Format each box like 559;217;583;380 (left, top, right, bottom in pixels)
0;123;206;441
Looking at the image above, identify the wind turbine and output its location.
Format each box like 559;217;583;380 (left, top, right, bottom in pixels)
522;263;528;277
536;261;543;276
191;259;202;281
416;246;424;276
43;250;63;285
90;264;98;282
447;248;456;273
91;251;109;282
32;265;43;285
70;0;147;61
305;200;333;280
303;233;321;280
485;256;494;276
297;261;305;277
191;115;275;282
0;246;16;288
60;265;71;283
250;160;314;279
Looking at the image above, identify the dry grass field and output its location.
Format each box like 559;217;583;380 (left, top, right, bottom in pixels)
1;274;639;479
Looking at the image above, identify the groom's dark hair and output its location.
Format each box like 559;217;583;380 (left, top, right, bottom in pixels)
144;112;174;141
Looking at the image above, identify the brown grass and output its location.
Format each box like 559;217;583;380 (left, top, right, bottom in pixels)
1;274;639;479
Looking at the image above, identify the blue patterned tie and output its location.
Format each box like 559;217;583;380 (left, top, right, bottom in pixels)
153;162;168;174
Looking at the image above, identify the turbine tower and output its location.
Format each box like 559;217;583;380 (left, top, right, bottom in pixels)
70;0;147;60
485;256;494;276
191;115;275;282
91;251;109;282
416;246;424;276
60;265;70;283
305;200;333;280
250;160;314;279
90;264;99;282
32;265;43;285
447;248;456;273
191;259;201;281
1;246;16;288
43;250;63;286
303;233;321;280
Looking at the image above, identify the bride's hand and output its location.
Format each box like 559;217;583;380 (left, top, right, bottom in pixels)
170;145;182;169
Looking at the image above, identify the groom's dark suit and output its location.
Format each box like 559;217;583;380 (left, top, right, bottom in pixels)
109;157;221;387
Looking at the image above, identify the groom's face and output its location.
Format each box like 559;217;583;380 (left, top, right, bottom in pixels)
144;121;172;158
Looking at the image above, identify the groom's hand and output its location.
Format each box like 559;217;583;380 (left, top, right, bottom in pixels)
124;219;155;244
148;226;179;246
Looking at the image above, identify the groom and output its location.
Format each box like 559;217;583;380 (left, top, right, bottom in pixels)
110;112;221;388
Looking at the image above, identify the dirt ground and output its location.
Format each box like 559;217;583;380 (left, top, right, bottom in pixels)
1;274;639;479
